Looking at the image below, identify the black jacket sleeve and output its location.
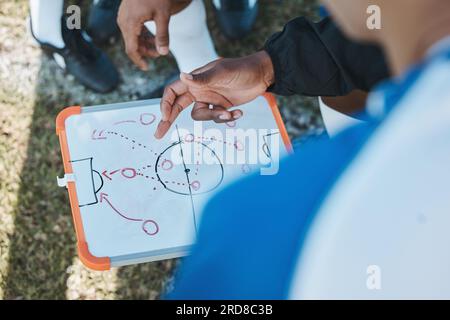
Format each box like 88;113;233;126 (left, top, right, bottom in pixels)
263;17;390;97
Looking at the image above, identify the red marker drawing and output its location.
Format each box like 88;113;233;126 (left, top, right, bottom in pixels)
100;193;143;222
121;168;137;179
92;129;107;140
140;113;156;126
102;170;112;181
100;193;160;236
102;168;136;180
114;120;136;126
142;220;159;236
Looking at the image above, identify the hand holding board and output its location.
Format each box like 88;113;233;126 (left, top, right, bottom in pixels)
56;95;291;270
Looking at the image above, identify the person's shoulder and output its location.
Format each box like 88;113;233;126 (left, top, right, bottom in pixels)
204;123;377;228
169;122;378;299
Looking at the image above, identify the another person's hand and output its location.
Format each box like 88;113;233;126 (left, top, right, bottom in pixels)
155;51;275;139
117;0;191;70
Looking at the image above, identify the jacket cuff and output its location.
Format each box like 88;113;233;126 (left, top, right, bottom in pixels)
263;31;295;96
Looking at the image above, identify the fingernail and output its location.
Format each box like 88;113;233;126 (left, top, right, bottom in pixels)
233;113;242;120
219;113;231;120
181;72;193;80
158;46;169;55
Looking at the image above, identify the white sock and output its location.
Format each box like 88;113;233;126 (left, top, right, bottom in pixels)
144;0;219;73
30;0;65;49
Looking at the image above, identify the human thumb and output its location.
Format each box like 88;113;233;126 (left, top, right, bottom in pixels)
180;69;215;87
154;13;170;55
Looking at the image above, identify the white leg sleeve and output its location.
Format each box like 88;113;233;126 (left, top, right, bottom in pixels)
30;0;65;49
319;97;363;137
144;0;218;73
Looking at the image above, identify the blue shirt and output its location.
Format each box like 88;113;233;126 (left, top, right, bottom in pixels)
168;43;450;299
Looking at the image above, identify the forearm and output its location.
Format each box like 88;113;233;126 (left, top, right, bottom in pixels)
263;17;390;97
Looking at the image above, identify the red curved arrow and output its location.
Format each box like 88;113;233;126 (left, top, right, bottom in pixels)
92;129;107;140
99;193;143;222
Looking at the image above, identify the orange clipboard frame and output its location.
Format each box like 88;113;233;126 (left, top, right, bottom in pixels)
56;94;292;271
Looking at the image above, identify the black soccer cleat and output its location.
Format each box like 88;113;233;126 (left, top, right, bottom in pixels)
213;0;259;40
30;15;120;93
87;0;121;44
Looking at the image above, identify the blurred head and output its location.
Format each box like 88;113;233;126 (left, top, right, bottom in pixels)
323;0;450;76
323;0;385;42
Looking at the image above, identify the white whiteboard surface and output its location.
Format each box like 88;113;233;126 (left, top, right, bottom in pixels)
61;97;289;267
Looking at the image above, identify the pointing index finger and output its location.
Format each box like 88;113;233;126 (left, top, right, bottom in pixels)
160;80;188;121
156;80;193;139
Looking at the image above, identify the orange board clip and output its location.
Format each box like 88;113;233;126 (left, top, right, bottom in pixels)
56;106;111;271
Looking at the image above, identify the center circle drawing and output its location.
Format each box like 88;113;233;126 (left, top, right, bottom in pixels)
155;141;224;196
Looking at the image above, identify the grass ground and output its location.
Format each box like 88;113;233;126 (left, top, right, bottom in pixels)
0;0;322;299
